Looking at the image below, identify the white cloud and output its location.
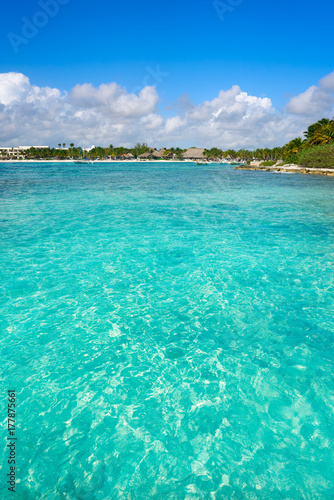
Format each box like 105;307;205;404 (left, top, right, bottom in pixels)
139;114;164;130
319;72;334;91
0;73;159;146
0;72;61;107
0;71;333;149
69;83;158;117
0;72;31;105
286;71;334;117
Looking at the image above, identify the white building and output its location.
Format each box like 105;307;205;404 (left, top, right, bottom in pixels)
0;146;49;158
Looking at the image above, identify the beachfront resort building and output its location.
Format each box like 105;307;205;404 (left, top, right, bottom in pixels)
0;146;49;159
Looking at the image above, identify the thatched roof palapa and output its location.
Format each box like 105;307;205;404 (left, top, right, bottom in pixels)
181;148;205;159
151;148;166;158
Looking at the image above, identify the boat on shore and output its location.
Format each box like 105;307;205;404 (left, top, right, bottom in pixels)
74;146;94;164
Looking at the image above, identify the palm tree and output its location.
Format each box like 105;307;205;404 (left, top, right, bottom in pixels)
282;137;304;162
70;143;74;148
63;143;66;149
304;118;331;141
310;123;334;145
288;138;303;151
58;143;61;148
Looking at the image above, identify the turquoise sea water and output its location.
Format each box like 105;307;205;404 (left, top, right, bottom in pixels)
1;161;334;499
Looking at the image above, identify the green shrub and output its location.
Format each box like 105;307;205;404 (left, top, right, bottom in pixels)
259;160;276;167
298;143;334;169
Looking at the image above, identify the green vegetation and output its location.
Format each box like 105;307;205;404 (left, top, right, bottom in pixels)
131;143;149;158
204;147;224;160
298;144;334;169
242;117;334;168
163;147;186;159
221;118;334;168
281;118;334;167
260;160;276;167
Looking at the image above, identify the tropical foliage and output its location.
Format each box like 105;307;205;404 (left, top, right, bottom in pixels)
281;118;334;166
204;148;224;160
163;147;185;158
298;144;334;170
259;161;276;167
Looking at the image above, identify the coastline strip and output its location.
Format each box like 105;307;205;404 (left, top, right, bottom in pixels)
235;165;334;176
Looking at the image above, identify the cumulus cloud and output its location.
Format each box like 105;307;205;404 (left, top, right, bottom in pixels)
0;72;61;107
0;72;159;146
0;71;334;148
70;83;158;117
286;71;334;117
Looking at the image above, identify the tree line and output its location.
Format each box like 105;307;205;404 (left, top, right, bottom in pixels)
203;118;334;164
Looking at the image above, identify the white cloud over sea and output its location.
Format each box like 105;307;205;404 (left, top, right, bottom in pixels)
1;71;334;149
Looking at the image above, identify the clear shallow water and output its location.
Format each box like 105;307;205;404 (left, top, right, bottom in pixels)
1;161;334;499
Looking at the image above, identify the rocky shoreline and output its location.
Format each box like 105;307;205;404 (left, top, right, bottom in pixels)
235;163;334;176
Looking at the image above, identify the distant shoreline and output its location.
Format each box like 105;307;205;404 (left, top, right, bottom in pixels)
0;159;198;164
235;164;334;176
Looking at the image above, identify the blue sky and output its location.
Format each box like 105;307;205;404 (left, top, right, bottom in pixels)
1;0;334;147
